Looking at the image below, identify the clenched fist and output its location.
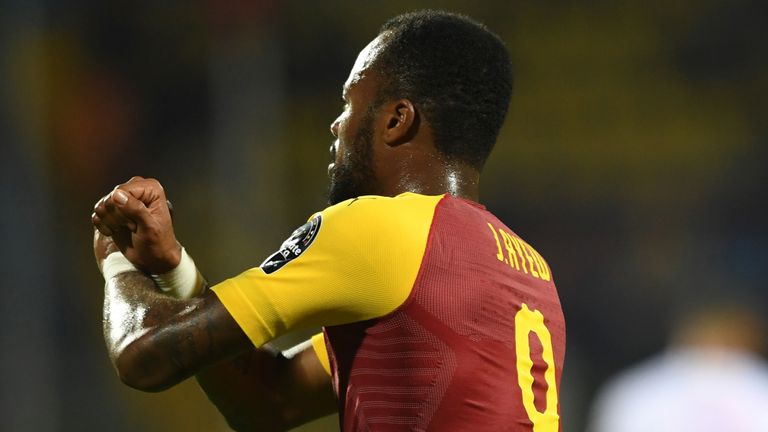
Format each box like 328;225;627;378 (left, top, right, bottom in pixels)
92;176;180;274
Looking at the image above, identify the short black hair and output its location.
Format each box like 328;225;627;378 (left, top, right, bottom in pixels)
373;10;513;169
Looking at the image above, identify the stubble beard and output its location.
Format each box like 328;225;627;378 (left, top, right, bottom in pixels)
327;113;378;206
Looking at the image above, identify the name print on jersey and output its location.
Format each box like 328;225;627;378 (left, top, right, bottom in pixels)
487;222;551;281
261;214;322;274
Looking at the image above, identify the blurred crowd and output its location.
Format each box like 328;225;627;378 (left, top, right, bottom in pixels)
1;1;766;431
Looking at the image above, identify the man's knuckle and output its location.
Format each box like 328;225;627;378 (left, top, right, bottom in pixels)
95;195;108;208
147;178;163;191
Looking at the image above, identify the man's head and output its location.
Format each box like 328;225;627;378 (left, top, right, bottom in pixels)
328;10;513;205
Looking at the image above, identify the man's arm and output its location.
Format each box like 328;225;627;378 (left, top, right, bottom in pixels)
102;270;247;392
197;346;336;431
94;177;336;430
104;270;335;430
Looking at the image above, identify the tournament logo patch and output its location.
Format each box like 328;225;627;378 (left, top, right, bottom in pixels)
260;214;322;274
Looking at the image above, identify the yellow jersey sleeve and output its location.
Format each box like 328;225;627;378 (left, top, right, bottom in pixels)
311;333;331;375
211;193;443;348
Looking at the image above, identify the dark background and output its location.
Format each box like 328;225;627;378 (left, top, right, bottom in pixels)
1;1;766;431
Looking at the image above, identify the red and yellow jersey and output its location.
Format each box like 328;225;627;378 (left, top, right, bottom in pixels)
212;192;565;431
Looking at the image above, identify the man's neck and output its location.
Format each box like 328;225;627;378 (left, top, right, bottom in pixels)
386;162;481;202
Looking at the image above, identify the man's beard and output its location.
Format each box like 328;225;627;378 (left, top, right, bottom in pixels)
327;112;378;205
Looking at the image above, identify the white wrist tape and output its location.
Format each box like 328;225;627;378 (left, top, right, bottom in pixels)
150;247;205;299
280;339;314;359
262;339;313;359
102;252;139;280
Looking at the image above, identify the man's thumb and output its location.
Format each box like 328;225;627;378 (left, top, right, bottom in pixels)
112;189;154;231
114;190;129;205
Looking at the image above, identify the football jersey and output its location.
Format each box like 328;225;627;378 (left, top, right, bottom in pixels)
212;192;565;431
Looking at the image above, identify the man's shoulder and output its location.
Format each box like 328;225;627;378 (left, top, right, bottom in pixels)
292;194;444;271
319;193;445;224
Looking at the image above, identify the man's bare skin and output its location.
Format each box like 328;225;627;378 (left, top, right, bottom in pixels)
92;29;480;430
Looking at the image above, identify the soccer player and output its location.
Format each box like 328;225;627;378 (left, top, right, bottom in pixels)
93;10;565;432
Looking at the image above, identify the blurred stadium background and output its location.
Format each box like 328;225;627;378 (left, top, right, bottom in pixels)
1;0;766;431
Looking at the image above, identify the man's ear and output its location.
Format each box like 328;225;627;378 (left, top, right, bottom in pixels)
381;99;418;146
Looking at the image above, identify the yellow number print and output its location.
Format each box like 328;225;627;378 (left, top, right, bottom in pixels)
515;304;559;432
